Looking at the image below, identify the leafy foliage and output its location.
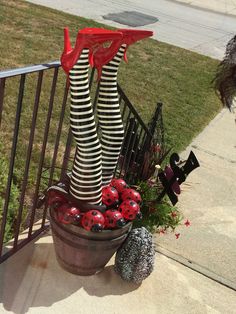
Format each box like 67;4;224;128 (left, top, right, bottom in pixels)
133;181;182;233
213;34;236;110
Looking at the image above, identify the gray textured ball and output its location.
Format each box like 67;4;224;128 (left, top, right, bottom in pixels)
114;227;155;284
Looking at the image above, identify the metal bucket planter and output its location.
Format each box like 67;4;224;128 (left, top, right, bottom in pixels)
49;208;132;276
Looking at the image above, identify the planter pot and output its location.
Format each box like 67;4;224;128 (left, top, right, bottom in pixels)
49;208;132;276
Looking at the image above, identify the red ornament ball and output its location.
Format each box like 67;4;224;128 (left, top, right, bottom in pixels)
104;209;126;229
119;200;141;221
56;204;81;225
121;188;142;204
47;190;67;208
110;178;127;193
102;185;119;206
81;210;105;232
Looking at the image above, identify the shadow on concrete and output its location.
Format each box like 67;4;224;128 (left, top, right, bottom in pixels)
82;265;141;297
0;235;139;314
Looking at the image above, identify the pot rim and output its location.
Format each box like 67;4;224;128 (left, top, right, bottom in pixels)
49;207;132;239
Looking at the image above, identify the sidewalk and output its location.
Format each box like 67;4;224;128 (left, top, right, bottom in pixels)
156;108;236;286
0;230;235;314
173;0;236;16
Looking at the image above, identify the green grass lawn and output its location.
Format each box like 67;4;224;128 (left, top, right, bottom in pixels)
0;0;221;152
0;0;221;239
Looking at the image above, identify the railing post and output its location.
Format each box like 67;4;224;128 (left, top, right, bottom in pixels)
0;78;6;127
59;129;73;182
0;74;26;256
48;82;69;187
13;71;44;249
28;67;59;237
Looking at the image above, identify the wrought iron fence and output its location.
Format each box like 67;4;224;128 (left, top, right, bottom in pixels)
0;61;164;263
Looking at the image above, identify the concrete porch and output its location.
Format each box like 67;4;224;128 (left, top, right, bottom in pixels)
0;229;235;314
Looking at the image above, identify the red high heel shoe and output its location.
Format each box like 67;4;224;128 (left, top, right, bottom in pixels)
93;29;153;72
61;27;123;74
117;29;153;63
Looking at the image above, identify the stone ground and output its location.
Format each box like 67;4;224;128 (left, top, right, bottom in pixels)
0;230;235;314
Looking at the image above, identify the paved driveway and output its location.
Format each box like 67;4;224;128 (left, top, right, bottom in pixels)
27;0;236;59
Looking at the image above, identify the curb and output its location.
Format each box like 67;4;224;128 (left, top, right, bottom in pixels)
168;0;236;18
155;244;236;292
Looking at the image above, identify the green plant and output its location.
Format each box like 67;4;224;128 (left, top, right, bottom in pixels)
0;144;27;242
133;181;183;233
0;156;16;242
130;140;190;238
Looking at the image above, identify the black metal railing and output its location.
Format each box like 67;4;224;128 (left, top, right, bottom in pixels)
0;61;164;263
114;88;165;183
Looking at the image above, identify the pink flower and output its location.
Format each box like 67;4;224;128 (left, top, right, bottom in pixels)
184;219;191;227
159;229;165;235
171;211;177;218
175;233;180;239
151;144;161;153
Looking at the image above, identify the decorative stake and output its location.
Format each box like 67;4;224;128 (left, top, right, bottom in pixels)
157;151;200;205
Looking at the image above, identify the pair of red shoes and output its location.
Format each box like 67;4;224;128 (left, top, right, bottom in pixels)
61;27;153;77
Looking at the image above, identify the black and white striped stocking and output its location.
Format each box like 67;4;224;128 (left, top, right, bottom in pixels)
97;44;126;186
69;48;102;205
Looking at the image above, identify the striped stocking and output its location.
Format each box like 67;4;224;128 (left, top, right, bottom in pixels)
97;44;126;186
69;48;102;205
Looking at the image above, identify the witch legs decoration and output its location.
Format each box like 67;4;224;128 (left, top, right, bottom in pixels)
61;28;123;205
68;49;103;205
95;29;153;186
96;45;126;186
46;27;152;229
63;28;152;204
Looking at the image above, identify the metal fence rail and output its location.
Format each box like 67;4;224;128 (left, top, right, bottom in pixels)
0;61;164;263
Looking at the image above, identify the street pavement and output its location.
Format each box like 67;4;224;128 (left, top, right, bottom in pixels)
27;0;236;59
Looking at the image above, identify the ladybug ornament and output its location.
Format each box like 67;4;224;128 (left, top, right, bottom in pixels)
110;178;127;194
81;210;105;232
119;200;142;221
47;190;67;209
102;185;119;207
104;209;126;229
121;188;142;204
66;206;81;225
56;204;81;225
